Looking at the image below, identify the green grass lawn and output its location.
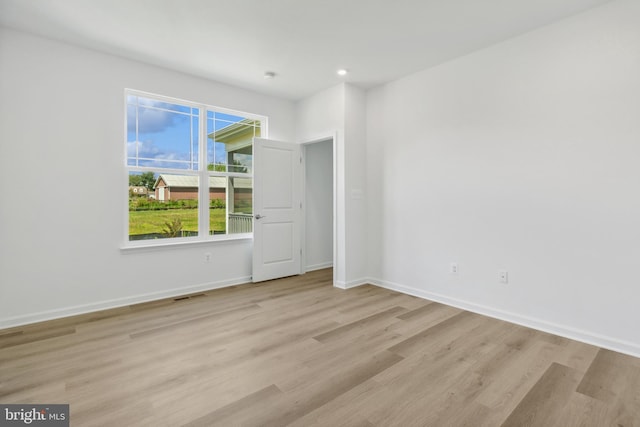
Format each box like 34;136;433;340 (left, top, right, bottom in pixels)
129;208;226;237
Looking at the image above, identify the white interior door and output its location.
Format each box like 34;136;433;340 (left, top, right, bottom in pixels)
252;138;301;282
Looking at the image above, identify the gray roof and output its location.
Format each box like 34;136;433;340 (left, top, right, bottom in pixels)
155;174;251;189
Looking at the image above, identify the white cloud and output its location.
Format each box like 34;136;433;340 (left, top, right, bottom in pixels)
127;140;161;158
127;101;188;134
127;140;194;169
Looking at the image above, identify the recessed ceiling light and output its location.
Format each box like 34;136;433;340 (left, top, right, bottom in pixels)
337;69;348;76
264;71;276;79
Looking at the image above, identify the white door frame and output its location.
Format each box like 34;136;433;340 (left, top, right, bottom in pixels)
300;132;339;286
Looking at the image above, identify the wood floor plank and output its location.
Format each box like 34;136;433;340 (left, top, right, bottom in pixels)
184;349;403;427
387;302;463;339
550;391;613;427
419;329;537;425
182;384;283;427
363;316;513;425
128;302;262;338
474;336;561;411
552;339;600;374
312;306;406;343
0;326;77;349
576;348;640;425
577;348;640;403
285;379;384;427
1;268;639;426
395;301;438;320
446;402;496;427
387;310;477;356
500;362;583;427
258;350;403;427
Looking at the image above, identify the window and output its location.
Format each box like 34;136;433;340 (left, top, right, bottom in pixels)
126;90;263;244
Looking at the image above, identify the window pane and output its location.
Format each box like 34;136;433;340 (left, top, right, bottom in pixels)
207;112;259;173
127;96;199;170
126;91;265;245
129;171;199;241
228;177;253;234
207;176;253;235
209;176;227;235
215;112;245;123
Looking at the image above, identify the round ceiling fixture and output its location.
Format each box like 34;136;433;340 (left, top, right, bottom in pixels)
264;71;276;79
337;69;348;76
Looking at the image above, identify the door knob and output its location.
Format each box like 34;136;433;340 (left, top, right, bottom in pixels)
255;214;266;220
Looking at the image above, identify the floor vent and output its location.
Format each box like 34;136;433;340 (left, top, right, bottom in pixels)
173;293;205;302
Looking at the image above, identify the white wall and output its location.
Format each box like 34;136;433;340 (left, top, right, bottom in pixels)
295;83;369;287
0;28;295;327
296;84;346;284
343;85;368;283
304;140;333;271
366;0;640;356
295;84;345;143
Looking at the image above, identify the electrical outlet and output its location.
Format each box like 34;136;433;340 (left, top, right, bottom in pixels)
204;252;211;263
450;262;458;275
499;270;508;284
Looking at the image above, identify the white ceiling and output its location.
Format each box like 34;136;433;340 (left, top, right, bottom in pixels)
0;0;612;100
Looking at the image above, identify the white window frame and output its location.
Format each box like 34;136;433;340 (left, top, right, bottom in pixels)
123;89;267;249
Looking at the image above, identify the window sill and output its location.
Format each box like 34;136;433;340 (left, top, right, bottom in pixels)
120;233;253;254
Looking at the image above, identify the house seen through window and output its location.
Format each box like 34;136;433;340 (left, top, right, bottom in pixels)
126;91;263;242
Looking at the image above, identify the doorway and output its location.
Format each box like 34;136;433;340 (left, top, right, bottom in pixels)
302;137;335;279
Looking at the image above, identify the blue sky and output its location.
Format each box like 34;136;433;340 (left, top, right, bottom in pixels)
127;95;253;171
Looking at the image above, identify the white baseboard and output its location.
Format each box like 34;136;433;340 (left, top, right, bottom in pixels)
305;261;333;272
0;276;252;330
334;277;369;290
368;277;640;359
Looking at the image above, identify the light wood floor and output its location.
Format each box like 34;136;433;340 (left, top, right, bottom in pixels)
1;268;639;426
